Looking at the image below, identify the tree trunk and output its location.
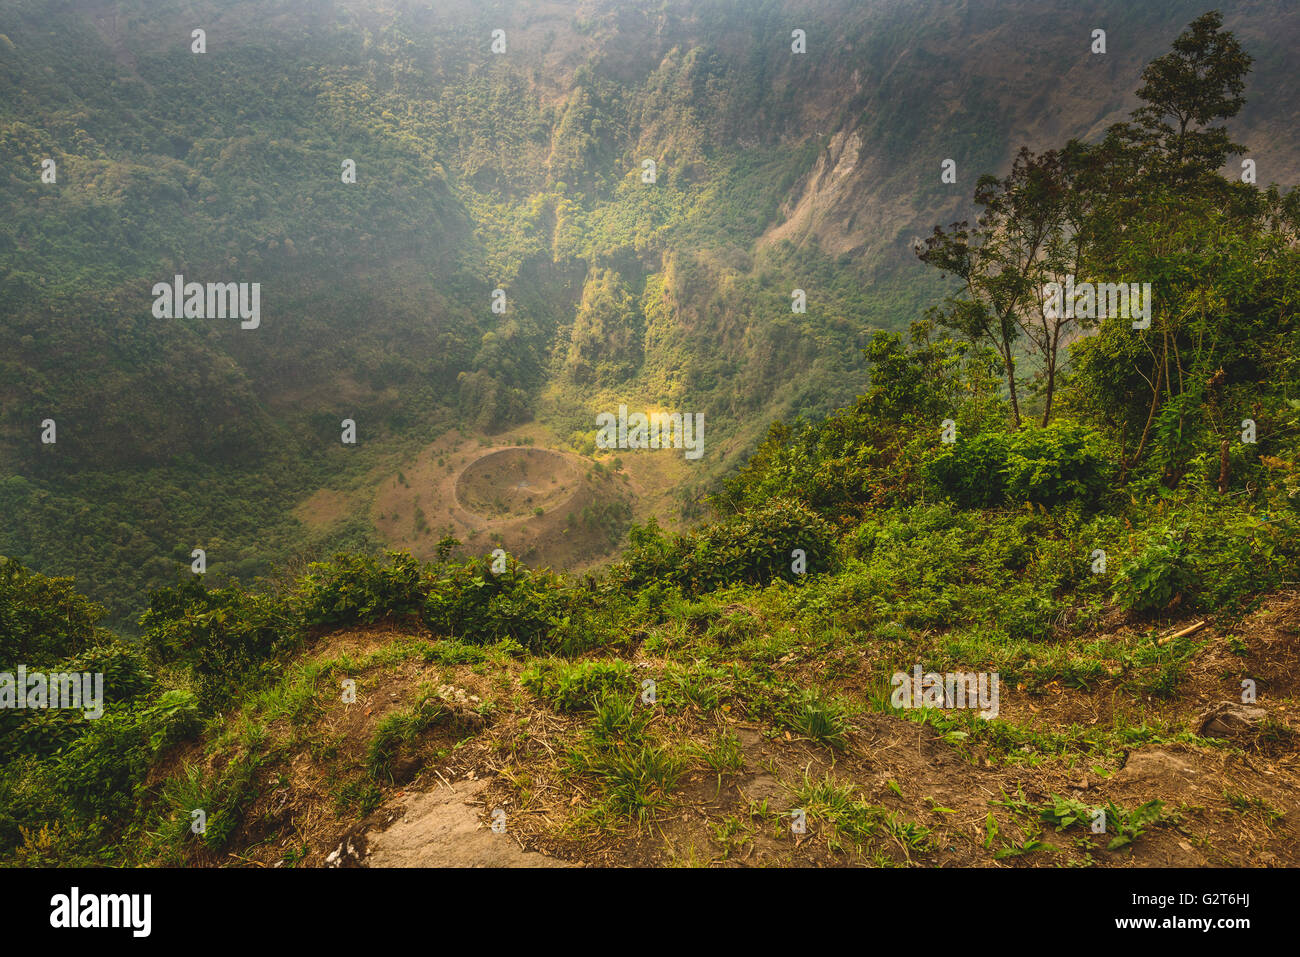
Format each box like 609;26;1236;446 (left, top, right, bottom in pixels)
1125;356;1165;479
1041;340;1057;427
1005;350;1022;429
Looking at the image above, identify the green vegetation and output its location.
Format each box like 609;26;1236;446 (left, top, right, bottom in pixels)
7;1;1273;629
1;10;1298;868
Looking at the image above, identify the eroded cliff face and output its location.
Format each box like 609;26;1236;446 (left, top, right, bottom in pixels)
762;124;932;267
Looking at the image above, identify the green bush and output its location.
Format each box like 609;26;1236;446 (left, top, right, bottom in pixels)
423;556;587;652
685;498;839;589
1115;510;1300;614
925;422;1113;509
1002;423;1114;507
0;640;156;760
3;689;202;853
614;499;837;595
140;580;297;710
293;551;427;627
521;659;636;712
923;431;1008;507
0;557;103;665
608;519;692;593
1112;525;1197;613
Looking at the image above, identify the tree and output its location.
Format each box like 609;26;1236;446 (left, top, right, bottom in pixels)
919;11;1258;443
917;148;1072;428
1106;10;1252;188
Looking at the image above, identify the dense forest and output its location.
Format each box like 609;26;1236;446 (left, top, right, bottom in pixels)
1;7;1298;869
4;0;1298;628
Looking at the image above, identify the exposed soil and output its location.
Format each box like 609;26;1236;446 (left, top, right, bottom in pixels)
371;434;630;568
454;447;584;520
172;592;1300;869
362;780;573;868
293;414;694;576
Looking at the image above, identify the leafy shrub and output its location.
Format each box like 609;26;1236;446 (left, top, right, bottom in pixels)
611;519;691;592
423;556;588;652
923;432;1008;507
712;325;999;518
1115;510;1300;615
1002;423;1114;507
293;551;427;627
925;421;1113;508
67;642;156;703
614;499;838;595
0;557;103;665
51;690;201;821
1187;510;1300;611
521;659;635;712
1112;525;1197;613
1;640;156;759
686;498;839;588
141;580;298;710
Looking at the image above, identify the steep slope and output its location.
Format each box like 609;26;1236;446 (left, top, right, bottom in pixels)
2;0;1298;626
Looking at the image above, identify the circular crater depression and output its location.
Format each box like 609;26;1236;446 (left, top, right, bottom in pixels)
454;447;584;519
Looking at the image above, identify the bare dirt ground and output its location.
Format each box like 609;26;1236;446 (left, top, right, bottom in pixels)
294;424;635;570
292;405;705;581
375;435;629;568
182;591;1299;869
362;780;571;868
454;447;584;520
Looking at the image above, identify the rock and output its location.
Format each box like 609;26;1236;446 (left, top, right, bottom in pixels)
1116;748;1198;784
1197;703;1269;738
364;779;572;868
